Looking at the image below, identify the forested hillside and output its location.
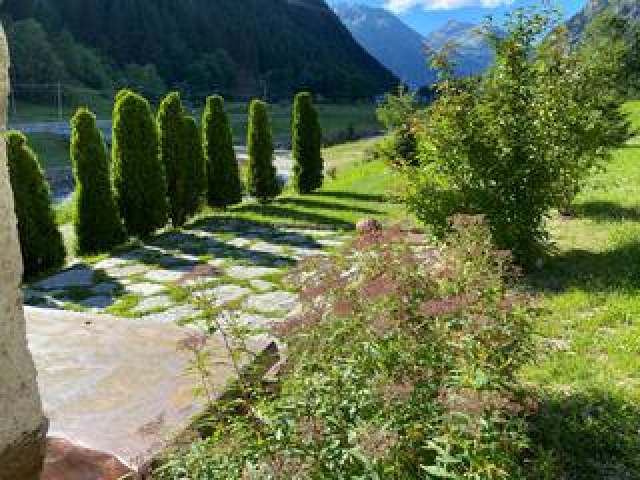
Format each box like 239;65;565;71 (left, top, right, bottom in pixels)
1;0;397;100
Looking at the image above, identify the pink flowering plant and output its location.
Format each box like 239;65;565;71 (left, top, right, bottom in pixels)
157;216;538;479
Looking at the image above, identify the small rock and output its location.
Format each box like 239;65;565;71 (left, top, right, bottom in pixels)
42;437;132;480
356;218;382;234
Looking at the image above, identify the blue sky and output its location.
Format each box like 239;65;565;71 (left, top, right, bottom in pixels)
331;0;586;35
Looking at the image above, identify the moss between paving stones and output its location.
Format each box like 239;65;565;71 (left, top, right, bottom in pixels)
24;219;350;330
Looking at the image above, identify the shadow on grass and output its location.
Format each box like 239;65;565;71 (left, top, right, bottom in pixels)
231;204;354;229
315;191;391;203
525;390;640;479
571;201;640;222
276;197;381;215
529;240;640;293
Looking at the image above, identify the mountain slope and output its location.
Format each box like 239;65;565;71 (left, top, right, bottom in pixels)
333;4;496;89
568;0;640;41
1;0;397;100
425;20;496;77
333;3;435;88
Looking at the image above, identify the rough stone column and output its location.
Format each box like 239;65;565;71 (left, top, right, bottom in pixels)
0;24;48;480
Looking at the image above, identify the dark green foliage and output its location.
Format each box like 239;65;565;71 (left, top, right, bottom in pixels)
203;95;243;209
6;131;65;278
1;0;396;99
375;87;420;167
181;115;207;217
112;89;168;237
246;99;280;203
157;92;190;227
292;92;323;194
402;9;630;267
71;108;126;254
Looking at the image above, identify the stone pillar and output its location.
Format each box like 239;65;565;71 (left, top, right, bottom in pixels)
0;24;48;480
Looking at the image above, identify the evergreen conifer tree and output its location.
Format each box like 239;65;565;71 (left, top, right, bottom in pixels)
157;91;191;226
246;99;281;203
203;95;243;208
71;108;126;254
6;131;66;278
311;106;324;190
292;91;323;193
182;114;207;217
112;89;168;237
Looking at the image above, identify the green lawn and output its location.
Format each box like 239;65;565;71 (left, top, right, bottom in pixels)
57;138;408;250
190;137;406;230
521;107;640;478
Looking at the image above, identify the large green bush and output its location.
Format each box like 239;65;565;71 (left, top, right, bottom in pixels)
71;108;126;255
157;217;537;478
401;10;630;266
112;89;168;237
292;92;323;193
157;92;203;226
203;95;243;208
6;131;66;278
246;99;281;203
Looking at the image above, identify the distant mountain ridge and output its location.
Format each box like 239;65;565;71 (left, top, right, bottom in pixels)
333;3;497;89
425;20;496;77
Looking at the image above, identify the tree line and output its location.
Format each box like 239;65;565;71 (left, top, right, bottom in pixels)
7;90;324;279
1;0;397;100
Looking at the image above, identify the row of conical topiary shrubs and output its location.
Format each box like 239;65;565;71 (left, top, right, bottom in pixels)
6;90;323;279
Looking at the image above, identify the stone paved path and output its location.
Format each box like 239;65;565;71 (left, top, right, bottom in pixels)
25;219;350;329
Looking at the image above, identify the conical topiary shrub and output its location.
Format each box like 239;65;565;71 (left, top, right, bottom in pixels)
6;131;66;278
71;108;127;255
292;91;323;194
181;114;207;217
246;99;280;203
310;106;324;191
203;95;243;209
112;89;168;237
158;92;190;227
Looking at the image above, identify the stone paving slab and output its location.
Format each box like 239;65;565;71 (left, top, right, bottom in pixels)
26;307;276;471
24;224;350;327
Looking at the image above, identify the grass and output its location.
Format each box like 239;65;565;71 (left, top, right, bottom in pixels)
57;138;407;245
520;106;640;478
191;140;408;230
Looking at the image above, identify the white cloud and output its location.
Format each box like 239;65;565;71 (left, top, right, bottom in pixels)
385;0;514;13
